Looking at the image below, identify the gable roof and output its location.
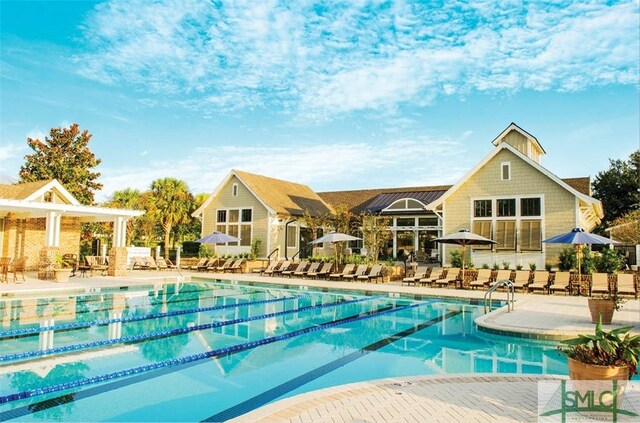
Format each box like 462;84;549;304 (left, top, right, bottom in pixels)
0;179;79;205
492;122;546;155
193;170;332;218
428;143;602;218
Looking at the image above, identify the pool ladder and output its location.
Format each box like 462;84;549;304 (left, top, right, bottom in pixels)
484;279;515;314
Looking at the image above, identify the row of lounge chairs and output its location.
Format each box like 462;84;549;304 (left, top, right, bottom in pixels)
254;261;384;283
401;266;638;297
130;256;178;271
180;257;245;273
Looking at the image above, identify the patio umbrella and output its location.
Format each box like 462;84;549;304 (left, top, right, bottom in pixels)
309;231;362;272
542;227;618;296
433;229;496;287
197;231;240;256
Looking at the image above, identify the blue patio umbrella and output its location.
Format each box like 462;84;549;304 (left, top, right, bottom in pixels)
197;231;240;255
542;228;618;296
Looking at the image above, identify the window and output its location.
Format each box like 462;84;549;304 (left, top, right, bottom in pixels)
217;210;227;223
240;225;251;246
216;225;225;233
521;198;541;216
396;217;415;227
286;226;297;248
501;162;511;180
241;209;252;222
472;221;492;249
227;225;239;246
474;200;492;218
520;220;542;251
418;217;439;226
497;199;516;217
229;209;239;223
44;191;53;202
407;199;423;209
496;220;516;250
232;183;238;196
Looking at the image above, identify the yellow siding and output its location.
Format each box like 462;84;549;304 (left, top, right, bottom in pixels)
502;130;529;157
201;175;270;256
443;148;576;268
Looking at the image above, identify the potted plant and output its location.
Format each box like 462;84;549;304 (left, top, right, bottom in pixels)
53;255;73;283
588;290;625;325
560;315;639;381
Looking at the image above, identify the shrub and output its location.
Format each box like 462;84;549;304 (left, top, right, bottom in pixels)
450;250;473;268
580;247;596;275
529;262;537;272
198;244;213;258
482;263;490;269
250;238;262;260
502;261;510;270
182;241;200;257
516;264;523;270
595;248;624;274
558;247;576;271
492;263;500;270
545;264;553;272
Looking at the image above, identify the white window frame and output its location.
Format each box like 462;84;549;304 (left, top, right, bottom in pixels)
501;161;511;181
286;225;298;249
215;207;254;246
470;195;544;252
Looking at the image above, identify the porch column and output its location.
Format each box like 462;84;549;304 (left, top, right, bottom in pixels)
108;216;128;277
39;211;61;279
44;211;61;247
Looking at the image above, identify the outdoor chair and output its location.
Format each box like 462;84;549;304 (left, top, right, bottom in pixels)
145;256;159;270
156;257;169;270
224;259;244;273
489;270;513;288
469;269;493;290
200;258;218;271
298;262;320;278
213;258;233;272
267;260;291;276
512;270;531;291
0;257;12;283
10;256;27;282
342;264;369;281
615;273;638;299
357;264;384;283
590;273;610;296
88;256;108;275
164;258;178;269
419;268;445;286
259;260;282;276
282;261;308;277
329;263;355;280
308;262;333;279
433;267;460;288
402;265;429;286
189;258;207;272
549;272;571;295
527;271;551;294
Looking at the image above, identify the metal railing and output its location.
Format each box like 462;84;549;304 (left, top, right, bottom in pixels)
267;247;280;261
484;279;515;314
291;250;300;261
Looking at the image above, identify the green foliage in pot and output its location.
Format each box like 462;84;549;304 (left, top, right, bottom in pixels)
54;255;73;269
450;250;472;268
560;315;640;378
529;262;537;271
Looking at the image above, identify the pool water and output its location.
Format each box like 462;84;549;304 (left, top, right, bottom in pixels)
0;281;567;421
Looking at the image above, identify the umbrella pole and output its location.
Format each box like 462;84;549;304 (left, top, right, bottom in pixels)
576;244;581;297
461;245;465;289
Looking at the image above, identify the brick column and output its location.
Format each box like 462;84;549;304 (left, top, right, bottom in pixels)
38;246;59;280
108;247;128;277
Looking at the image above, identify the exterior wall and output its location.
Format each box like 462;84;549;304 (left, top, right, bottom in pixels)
501;130;529;157
443;148;576;269
1;215;81;270
200;175;269;256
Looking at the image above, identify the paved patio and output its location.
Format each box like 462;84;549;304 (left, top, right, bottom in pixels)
1;270;638;422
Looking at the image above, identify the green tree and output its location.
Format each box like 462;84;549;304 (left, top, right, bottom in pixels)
607;209;640;244
592;150;640;230
19;123;102;205
150;178;194;258
104;188;142;246
360;212;391;263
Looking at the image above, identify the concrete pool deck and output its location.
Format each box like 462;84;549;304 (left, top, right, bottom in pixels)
2;270;639;422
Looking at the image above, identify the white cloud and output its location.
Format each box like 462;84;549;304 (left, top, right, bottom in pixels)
0;143;25;162
75;0;639;118
96;134;469;201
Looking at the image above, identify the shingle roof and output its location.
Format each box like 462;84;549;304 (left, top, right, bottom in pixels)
234;170;331;217
364;191;448;213
318;185;452;214
562;177;591;196
0;180;53;200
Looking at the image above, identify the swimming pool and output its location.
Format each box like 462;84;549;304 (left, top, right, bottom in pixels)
0;280;567;421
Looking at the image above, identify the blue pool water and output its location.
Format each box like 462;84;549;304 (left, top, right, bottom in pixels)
0;280;568;421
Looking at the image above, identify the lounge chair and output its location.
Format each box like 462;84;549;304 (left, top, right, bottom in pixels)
469;269;493;290
357;264;384;283
282;261;308;277
188;258;207;272
224;259;244;273
615;273;638;299
528;271;550;294
200;258;218;271
329;263;355;280
433;268;460;288
145;256;159;270
342;265;369;281
419;268;444;286
307;262;333;279
10;256;27;282
298;262;320;278
549;272;571;295
402;265;429;286
258;260;282;276
88;256;108;275
266;260;291;276
213;258;233;272
590;273;611;296
131;256;147;270
489;270;513;288
512;270;531;291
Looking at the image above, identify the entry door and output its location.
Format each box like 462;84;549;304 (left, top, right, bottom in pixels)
299;228;314;259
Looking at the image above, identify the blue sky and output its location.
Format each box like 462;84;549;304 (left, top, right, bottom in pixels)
1;0;638;202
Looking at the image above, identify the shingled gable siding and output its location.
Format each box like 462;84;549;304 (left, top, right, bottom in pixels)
443;148;575;268
200;175;269;256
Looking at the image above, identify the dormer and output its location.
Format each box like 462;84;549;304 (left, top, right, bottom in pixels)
491;123;546;164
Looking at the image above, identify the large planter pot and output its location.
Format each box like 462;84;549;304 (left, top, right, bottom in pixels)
567;357;629;381
54;268;72;283
587;298;615;324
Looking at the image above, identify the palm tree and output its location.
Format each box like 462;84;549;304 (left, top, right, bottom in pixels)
150;178;194;258
105;188;142;246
